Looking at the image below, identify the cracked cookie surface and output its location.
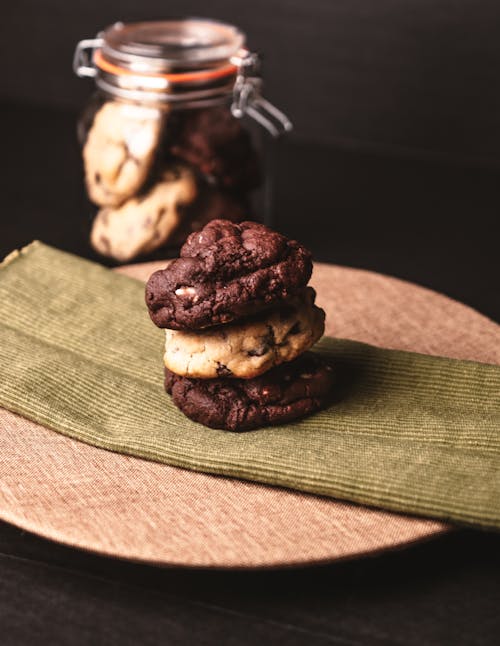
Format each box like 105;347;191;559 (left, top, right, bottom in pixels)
169;188;248;247
170;106;261;190
84;102;164;207
146;219;313;330
163;287;325;379
164;352;334;431
91;165;197;262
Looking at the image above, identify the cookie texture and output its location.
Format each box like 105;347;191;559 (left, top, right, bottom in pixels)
91;166;197;262
84;102;164;207
146;220;313;330
170;106;261;190
164;352;334;432
170;188;248;247
164;287;325;379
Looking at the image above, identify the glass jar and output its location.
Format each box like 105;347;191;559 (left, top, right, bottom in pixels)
73;19;291;263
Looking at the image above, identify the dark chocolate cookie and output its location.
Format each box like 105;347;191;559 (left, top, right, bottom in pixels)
169;106;261;190
146;219;313;330
164;352;334;431
171;187;249;247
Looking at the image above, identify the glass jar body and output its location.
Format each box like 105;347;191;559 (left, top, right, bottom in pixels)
78;91;271;263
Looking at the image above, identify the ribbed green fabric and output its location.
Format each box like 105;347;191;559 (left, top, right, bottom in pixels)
1;242;499;529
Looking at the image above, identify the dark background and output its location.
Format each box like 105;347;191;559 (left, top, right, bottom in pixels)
4;0;500;163
1;1;499;644
1;0;499;320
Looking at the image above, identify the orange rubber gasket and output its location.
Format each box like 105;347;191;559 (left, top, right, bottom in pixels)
94;49;238;82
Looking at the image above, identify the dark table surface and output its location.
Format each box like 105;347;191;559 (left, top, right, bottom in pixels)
1;102;499;645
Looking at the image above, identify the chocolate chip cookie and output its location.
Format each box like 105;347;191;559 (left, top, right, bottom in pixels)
146;220;313;330
163;287;325;379
91;165;197;262
164;352;334;431
84;101;164;207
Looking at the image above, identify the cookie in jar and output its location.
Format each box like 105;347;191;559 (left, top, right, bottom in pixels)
74;19;292;263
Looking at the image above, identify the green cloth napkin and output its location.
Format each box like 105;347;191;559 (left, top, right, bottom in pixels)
1;242;499;530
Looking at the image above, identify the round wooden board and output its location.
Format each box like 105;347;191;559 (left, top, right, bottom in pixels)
0;262;498;568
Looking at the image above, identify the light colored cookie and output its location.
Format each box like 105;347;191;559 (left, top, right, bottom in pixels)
163;287;325;379
91;166;197;262
84;101;164;207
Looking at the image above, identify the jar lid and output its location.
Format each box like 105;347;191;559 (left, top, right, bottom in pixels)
100;20;245;73
74;20;292;136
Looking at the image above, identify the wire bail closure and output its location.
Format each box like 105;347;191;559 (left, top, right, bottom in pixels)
73;38;103;78
73;39;292;137
231;51;292;137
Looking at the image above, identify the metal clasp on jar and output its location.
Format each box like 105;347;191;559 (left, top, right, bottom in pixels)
74;36;293;136
73;38;104;78
231;51;293;137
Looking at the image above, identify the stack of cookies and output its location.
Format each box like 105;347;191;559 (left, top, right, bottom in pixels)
83;102;259;262
146;219;334;431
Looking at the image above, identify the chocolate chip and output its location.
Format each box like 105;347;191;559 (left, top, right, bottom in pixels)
248;326;276;357
216;363;233;377
277;321;302;347
247;345;270;357
288;322;301;335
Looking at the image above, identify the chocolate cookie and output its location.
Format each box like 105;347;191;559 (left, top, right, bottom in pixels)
146;220;313;330
84;102;164;207
169;106;261;190
91;165;197;262
169;188;248;247
164;352;334;431
163;287;325;379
